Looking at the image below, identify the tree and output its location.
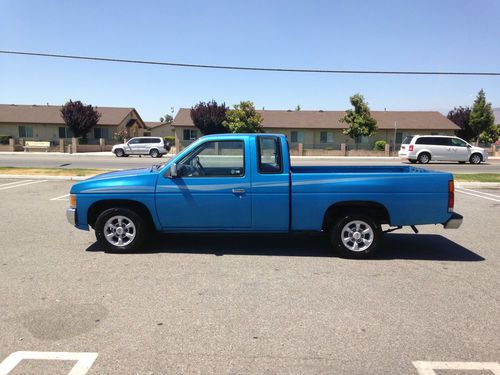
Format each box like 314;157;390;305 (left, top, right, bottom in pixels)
60;100;101;139
223;101;264;133
159;114;173;124
339;94;377;147
469;89;495;145
295;105;301;111
447;106;473;141
190;100;229;135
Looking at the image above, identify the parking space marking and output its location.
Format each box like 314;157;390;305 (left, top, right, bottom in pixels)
456;189;500;203
413;361;500;374
0;180;32;187
458;187;500;199
0;351;98;375
0;180;47;191
50;193;70;201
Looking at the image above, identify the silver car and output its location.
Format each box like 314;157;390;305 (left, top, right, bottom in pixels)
399;135;488;164
112;137;169;158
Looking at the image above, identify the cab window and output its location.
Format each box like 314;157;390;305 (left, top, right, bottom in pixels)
258;136;282;174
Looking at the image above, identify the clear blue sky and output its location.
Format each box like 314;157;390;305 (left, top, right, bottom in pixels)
1;0;499;121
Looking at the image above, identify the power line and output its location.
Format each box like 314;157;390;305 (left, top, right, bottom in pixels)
1;49;500;76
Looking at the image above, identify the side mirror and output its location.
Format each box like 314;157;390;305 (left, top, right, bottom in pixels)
170;163;178;177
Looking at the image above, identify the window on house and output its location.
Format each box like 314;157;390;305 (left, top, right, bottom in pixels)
356;135;370;144
290;131;304;143
58;127;74;139
94;127;110;140
183;129;197;141
395;132;403;144
18;125;34;138
320;131;334;143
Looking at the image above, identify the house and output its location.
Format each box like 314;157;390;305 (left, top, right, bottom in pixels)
171;108;460;151
0;104;146;144
144;121;174;138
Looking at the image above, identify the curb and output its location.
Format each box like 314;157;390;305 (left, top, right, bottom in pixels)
0;174;89;181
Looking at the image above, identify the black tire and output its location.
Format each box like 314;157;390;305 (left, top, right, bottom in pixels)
330;214;381;259
417;152;431;164
409;159;417;164
469;153;482;164
150;149;160;158
114;148;125;157
95;208;147;252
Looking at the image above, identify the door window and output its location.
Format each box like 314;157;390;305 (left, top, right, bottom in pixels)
177;140;244;177
128;138;140;144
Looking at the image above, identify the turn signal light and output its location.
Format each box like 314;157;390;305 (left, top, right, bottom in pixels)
448;180;454;212
70;195;76;208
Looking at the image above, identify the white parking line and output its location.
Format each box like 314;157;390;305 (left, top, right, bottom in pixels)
0;180;32;187
50;193;70;201
458;187;500;199
0;180;47;191
413;361;500;375
456;189;500;203
0;351;98;375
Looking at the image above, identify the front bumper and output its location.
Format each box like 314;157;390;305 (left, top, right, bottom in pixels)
66;207;76;226
443;212;463;229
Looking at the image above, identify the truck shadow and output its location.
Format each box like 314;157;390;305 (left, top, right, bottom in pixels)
86;233;484;261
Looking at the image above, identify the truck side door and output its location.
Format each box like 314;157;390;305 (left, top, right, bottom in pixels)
251;135;290;231
155;138;252;229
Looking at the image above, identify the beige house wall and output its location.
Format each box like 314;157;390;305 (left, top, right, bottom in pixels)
172;125;458;153
0;116;145;144
150;125;174;138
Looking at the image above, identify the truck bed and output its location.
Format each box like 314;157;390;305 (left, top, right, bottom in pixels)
290;165;452;230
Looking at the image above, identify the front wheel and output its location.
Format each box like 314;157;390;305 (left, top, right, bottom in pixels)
330;214;381;259
95;208;147;252
470;153;482;164
114;148;125;157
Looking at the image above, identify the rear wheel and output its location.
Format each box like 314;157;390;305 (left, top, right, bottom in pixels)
95;208;147;252
114;148;125;157
418;152;431;164
469;153;482;164
330;214;381;259
149;148;160;158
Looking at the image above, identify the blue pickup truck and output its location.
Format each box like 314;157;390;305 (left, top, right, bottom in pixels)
67;133;462;258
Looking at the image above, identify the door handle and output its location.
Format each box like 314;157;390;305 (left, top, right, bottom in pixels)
232;188;246;194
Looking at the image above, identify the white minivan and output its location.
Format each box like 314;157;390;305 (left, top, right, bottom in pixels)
112;137;169;158
399;135;488;164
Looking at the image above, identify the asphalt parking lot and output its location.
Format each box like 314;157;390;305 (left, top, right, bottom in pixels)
0;178;499;374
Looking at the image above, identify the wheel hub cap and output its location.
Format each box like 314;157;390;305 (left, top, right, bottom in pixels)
341;220;374;252
103;215;136;247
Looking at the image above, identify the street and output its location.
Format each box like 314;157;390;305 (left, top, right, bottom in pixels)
0;178;499;374
1;152;500;173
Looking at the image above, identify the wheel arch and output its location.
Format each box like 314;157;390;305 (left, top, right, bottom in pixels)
88;199;156;230
322;201;391;231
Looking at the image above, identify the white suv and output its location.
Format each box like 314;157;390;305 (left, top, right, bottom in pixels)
112;137;169;158
399;135;488;164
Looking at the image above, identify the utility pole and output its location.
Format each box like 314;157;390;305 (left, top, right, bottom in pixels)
393;121;397;155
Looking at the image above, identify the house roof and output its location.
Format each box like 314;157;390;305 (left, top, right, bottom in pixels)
172;108;459;130
0;104;138;126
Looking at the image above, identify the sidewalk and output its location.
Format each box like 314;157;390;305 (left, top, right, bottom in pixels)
1;151;499;160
